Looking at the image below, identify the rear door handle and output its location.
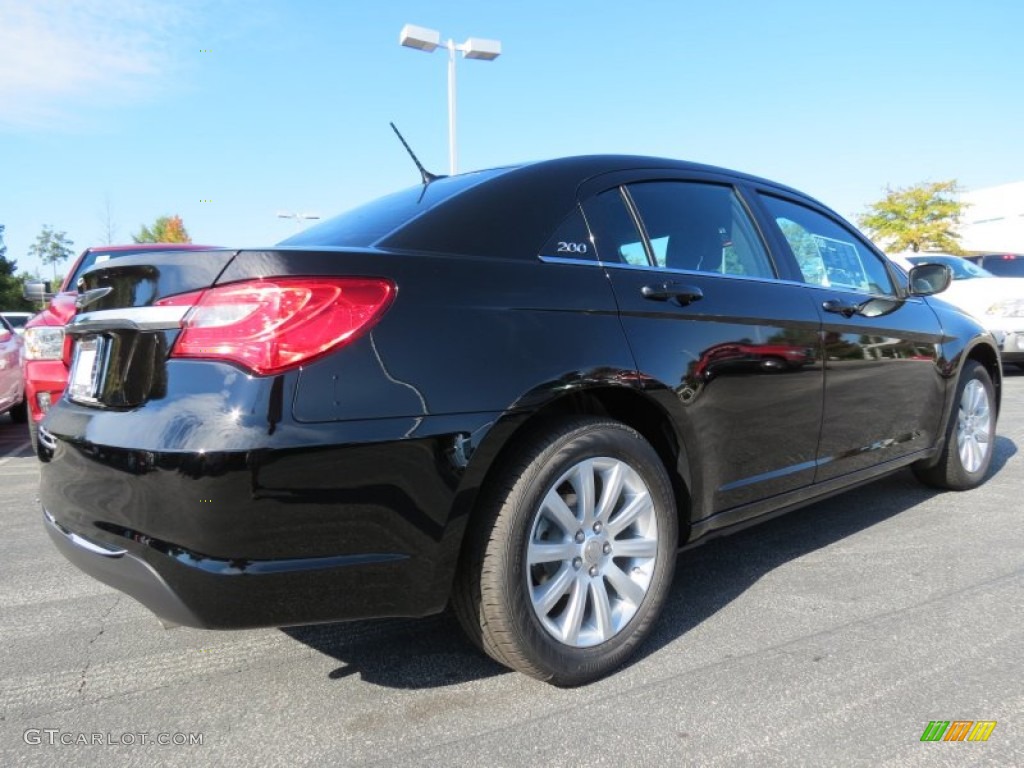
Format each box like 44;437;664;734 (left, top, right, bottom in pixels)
641;282;704;306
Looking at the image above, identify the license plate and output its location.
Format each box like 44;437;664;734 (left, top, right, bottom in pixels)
69;336;107;403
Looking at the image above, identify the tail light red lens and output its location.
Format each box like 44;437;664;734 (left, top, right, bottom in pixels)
156;278;394;375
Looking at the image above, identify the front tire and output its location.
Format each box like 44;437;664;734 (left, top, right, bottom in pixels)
913;360;996;490
453;417;678;686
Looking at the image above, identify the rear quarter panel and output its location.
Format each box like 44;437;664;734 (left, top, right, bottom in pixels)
217;248;639;421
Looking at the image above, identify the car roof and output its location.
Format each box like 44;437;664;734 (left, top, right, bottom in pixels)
379;155;814;260
283;155;819;261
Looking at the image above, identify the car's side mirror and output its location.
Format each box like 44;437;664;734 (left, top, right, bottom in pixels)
23;280;52;304
0;327;10;342
907;263;952;296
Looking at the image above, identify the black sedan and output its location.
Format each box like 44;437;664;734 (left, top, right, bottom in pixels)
39;155;1001;686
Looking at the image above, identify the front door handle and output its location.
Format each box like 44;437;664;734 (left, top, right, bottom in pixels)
822;299;863;318
641;282;704;306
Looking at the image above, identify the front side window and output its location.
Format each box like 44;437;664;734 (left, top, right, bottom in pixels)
624;182;775;279
761;195;895;296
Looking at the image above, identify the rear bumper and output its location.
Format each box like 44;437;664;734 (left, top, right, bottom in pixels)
39;408;502;629
997;328;1024;363
44;509;199;627
43;507;425;629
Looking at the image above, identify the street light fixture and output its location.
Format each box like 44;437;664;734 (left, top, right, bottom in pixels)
276;211;320;230
399;23;501;175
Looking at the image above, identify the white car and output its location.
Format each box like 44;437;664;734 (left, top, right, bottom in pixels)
893;253;1024;368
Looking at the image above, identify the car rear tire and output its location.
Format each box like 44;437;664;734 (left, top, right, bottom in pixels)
9;398;27;424
453;417;677;686
913;360;996;490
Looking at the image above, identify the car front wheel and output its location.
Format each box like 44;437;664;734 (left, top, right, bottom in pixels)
913;360;996;490
453;417;678;686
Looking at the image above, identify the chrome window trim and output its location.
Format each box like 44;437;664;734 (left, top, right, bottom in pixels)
537;255;604;267
538;254;928;301
596;259;790;287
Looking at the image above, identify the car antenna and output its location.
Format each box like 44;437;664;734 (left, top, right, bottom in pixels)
389;122;443;186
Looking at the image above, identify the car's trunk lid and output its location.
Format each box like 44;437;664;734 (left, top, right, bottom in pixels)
64;249;236;408
75;249;236;311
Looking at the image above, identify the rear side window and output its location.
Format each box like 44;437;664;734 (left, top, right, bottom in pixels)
760;195;895;295
624;182;775;278
539;207;596;260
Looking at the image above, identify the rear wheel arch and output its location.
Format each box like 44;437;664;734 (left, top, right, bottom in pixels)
459;386;693;558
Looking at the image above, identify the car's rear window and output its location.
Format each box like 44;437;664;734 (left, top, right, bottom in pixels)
69;248;184;287
980;256;1024;277
278;169;508;248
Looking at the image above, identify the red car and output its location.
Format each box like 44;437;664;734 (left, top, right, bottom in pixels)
22;244;212;451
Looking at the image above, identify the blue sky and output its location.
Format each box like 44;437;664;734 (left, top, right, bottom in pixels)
2;0;1022;278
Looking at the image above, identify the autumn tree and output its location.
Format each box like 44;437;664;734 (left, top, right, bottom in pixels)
857;180;965;254
133;214;191;244
28;225;75;281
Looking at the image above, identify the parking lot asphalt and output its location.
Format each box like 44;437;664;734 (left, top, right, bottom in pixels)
1;370;1022;767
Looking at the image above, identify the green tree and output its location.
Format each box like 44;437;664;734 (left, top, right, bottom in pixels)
857;180;965;254
27;225;75;282
0;225;36;311
133;214;191;244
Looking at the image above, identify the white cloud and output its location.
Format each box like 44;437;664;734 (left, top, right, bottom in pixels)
0;0;190;130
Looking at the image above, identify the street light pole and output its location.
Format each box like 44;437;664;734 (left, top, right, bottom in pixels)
447;38;457;176
399;24;502;176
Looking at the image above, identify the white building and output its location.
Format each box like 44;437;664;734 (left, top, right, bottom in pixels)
959;182;1024;253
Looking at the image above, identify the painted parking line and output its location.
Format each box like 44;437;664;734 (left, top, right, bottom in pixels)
0;441;32;463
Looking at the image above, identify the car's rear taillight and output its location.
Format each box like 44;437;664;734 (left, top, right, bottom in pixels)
156;277;395;375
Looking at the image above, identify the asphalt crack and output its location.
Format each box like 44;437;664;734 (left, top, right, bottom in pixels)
77;595;121;696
